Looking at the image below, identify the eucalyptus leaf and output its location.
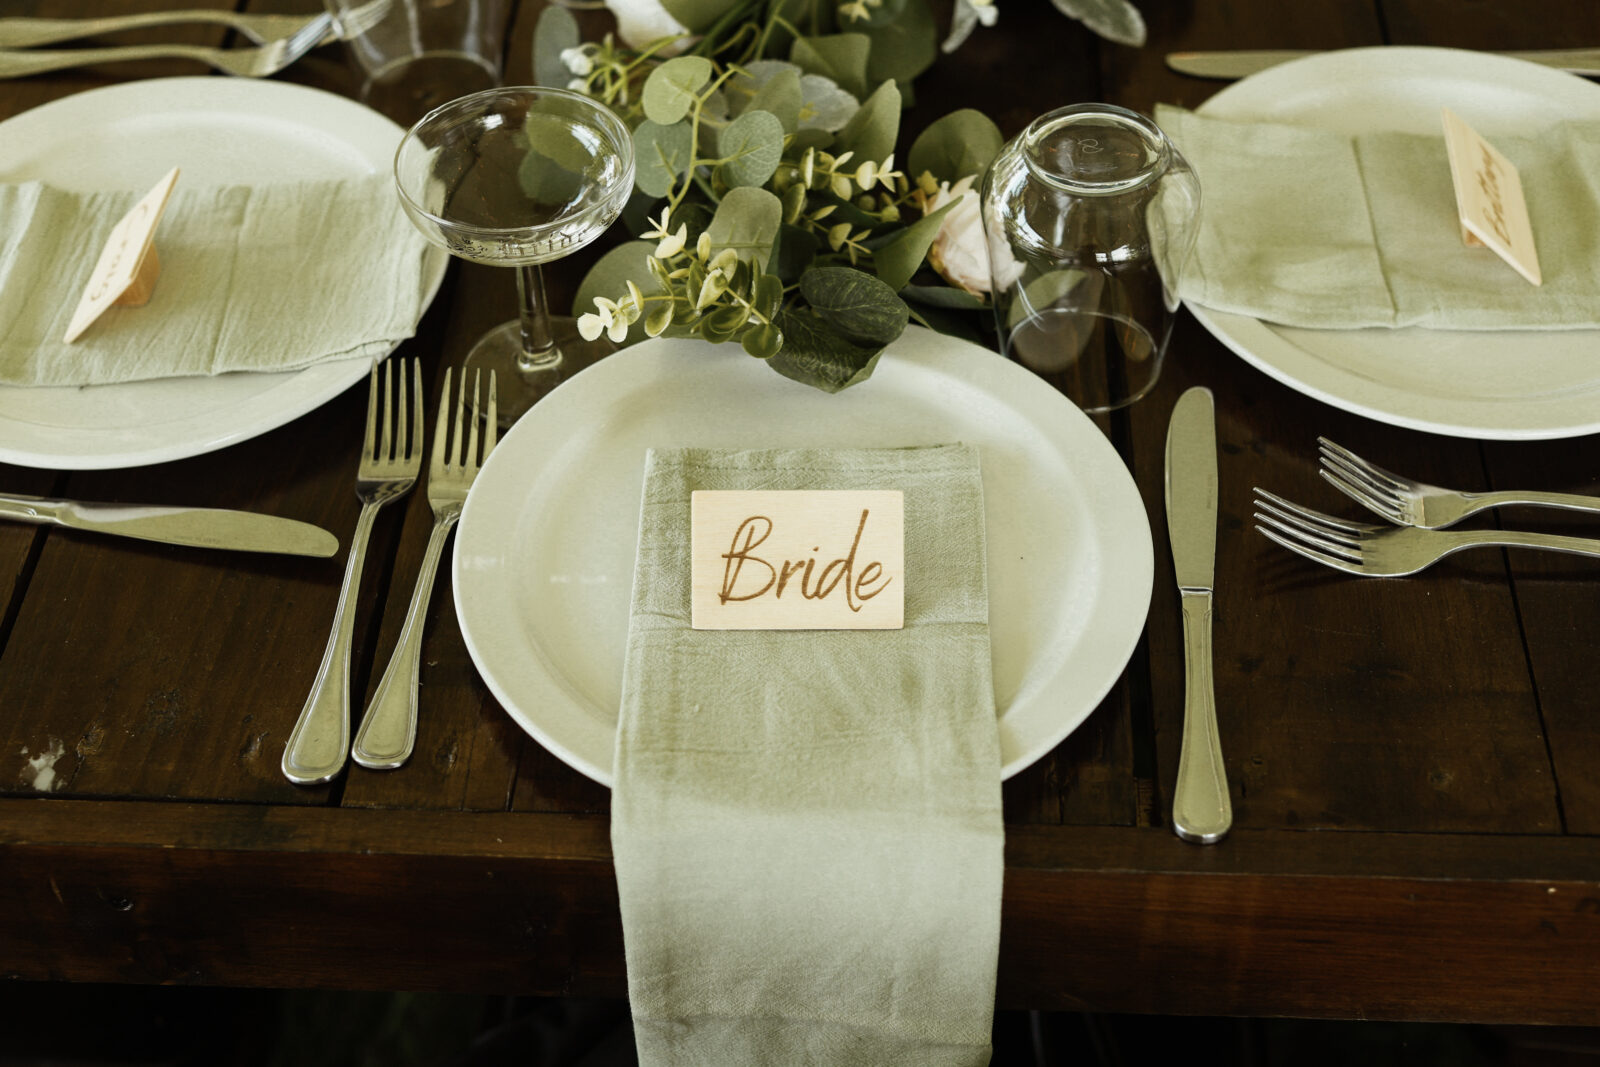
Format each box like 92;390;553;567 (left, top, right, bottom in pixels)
643;56;713;125
799;266;910;347
632;120;695;198
532;5;579;88
901;284;989;309
741;320;783;359
837;0;908;30
797;75;859;132
745;68;803;132
771;224;821;283
870;197;954;292
769;307;884;392
863;0;937;94
790;33;871;100
574;240;662;345
706;187;783;273
753;273;784;320
1050;0;1147;46
832;80;900;166
716;109;785;188
907;109;1004;182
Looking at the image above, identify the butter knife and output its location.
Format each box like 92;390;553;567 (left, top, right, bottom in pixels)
1167;48;1600;80
0;493;338;558
1164;387;1231;844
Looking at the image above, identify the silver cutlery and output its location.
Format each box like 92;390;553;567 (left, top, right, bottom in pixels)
353;369;497;771
0;9;328;48
0;11;332;79
1255;488;1600;577
1166;48;1600;80
283;359;423;786
0;492;337;557
1165;387;1231;845
1319;437;1600;530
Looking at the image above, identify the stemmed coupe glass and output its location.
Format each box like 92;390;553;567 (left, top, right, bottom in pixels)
394;86;635;424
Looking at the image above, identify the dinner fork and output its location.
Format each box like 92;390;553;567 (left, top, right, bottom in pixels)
0;10;327;48
283;359;424;786
1319;437;1600;530
1254;488;1600;578
353;369;497;771
0;11;332;79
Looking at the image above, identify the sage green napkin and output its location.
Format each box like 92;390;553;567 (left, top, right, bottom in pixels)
0;175;431;386
612;445;1003;1067
1155;105;1600;330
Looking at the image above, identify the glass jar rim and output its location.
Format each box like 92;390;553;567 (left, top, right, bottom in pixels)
1020;103;1172;195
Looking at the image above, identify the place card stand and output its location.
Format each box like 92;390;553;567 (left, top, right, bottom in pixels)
690;489;905;630
64;167;180;343
1441;109;1541;286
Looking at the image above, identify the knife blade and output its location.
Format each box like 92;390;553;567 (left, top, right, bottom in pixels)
1164;387;1231;844
0;493;339;558
1166;48;1600;80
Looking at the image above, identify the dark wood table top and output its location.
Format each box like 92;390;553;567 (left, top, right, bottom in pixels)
5;0;1600;1027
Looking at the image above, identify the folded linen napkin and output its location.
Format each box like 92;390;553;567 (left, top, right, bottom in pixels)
1154;105;1600;330
0;175;431;386
612;445;1004;1067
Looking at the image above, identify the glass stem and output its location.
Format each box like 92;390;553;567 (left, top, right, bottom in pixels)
515;264;561;374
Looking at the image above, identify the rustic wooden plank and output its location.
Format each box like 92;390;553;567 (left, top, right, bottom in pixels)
6;800;1600;1023
1381;0;1600;49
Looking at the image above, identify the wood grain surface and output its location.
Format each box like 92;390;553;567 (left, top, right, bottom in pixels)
3;0;1599;1024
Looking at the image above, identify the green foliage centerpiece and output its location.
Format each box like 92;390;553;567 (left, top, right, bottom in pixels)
534;0;1005;392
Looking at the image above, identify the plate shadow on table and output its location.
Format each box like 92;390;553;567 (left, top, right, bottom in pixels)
0;983;1590;1066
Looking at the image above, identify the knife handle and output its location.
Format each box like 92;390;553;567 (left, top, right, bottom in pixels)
1173;589;1232;844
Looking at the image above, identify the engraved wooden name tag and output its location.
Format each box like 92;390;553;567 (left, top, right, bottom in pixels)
1441;109;1541;286
64;166;180;343
690;489;904;630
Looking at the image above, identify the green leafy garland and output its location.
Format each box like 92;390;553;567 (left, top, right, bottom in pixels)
534;0;1005;392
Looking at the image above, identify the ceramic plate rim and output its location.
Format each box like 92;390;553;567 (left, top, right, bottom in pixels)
451;328;1154;787
1191;46;1600;440
0;76;446;469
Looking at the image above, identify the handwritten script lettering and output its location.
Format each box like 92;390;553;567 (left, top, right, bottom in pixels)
720;509;890;612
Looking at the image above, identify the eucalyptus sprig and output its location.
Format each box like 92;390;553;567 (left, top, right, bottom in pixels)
536;1;1002;392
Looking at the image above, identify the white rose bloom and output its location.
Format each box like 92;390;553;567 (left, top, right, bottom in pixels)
917;177;1023;297
605;0;692;54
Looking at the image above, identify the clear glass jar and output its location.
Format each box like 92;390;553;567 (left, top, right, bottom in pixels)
981;103;1200;413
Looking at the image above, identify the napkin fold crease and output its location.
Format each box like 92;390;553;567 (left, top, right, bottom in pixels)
0;175;431;387
612;445;1003;1067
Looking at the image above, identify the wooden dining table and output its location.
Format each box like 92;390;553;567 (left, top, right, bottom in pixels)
4;0;1600;1031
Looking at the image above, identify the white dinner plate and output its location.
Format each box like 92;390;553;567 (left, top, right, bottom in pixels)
0;77;446;469
454;329;1155;786
1191;47;1600;440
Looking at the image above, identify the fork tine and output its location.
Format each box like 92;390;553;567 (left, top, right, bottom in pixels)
450;369;467;469
409;359;425;461
431;367;452;471
1319;446;1404;508
1254;506;1362;560
484;372;498;456
364;364;380;461
1252;488;1371;536
1318;438;1408;493
1255;525;1365;575
1319;467;1405;524
379;360;396;462
465;370;482;469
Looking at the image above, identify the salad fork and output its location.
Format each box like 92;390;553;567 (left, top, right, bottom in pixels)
283;359;424;786
353;369;496;770
0;11;333;79
1319;437;1600;530
1254;488;1600;578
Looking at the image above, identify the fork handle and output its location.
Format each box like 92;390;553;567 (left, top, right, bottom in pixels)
282;499;383;785
0;13;280;47
1444;529;1600;561
352;512;459;770
1456;489;1600;522
0;44;239;77
1173;590;1232;844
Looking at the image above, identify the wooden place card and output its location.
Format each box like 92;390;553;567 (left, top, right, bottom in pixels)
64;167;180;343
690;489;904;630
1441;109;1541;286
